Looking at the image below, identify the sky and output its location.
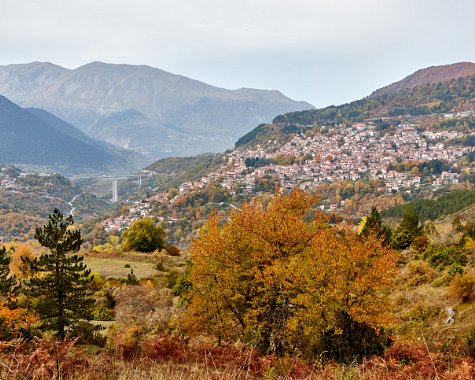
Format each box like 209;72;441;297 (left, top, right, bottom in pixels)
1;0;474;108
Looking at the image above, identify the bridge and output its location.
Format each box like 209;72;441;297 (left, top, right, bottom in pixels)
67;175;143;203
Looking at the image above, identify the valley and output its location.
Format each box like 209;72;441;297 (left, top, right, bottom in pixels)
1;62;475;379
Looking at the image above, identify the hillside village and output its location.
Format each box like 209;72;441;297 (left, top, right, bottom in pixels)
102;113;475;231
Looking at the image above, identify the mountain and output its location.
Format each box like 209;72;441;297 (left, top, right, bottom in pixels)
371;62;475;97
25;107;146;170
273;63;475;127
0;61;313;158
0;95;138;174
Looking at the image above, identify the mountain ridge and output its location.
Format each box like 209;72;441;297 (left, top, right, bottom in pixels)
0;95;141;174
370;62;475;97
0;61;313;158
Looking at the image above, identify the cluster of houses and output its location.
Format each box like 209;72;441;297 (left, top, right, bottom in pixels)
161;123;471;199
102;201;152;233
0;167;18;190
102;121;475;231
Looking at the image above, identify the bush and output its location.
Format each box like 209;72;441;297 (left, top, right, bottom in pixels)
449;270;475;302
122;218;165;253
318;312;392;363
92;305;114;321
392;229;415;250
423;244;468;269
405;260;437;286
72;321;106;347
467;327;475;359
164;245;181;256
114;284;176;334
166;270;181;289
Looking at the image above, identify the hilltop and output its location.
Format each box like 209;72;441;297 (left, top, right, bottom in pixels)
371;62;475;97
273;63;474;127
0;61;313;159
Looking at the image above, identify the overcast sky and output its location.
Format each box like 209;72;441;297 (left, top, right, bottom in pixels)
1;0;474;107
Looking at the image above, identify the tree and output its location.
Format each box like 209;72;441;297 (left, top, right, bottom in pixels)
392;204;422;249
0;245;16;299
122;218;165;253
23;209;95;339
360;207;392;246
182;190;397;361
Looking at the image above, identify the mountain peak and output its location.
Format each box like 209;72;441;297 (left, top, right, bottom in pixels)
371;62;475;97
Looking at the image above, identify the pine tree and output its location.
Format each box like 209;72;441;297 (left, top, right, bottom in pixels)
392;204;423;250
361;207;392;245
23;209;95;338
398;204;422;236
0;245;16;298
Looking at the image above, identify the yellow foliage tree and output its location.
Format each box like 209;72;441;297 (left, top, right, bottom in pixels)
182;190;398;360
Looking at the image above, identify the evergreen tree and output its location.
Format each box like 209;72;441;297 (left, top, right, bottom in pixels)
392;204;422;250
24;209;95;338
0;245;16;298
360;207;392;245
398;204;422;236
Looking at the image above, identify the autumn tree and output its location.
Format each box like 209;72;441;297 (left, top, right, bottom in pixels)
23;209;96;339
182;190;398;361
122;218;165;253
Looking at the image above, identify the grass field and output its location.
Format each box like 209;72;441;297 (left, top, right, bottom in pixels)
84;255;158;279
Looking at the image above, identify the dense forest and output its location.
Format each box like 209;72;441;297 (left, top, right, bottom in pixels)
381;188;475;222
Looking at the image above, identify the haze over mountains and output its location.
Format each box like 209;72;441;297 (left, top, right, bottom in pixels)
0;61;313;159
0;95;141;174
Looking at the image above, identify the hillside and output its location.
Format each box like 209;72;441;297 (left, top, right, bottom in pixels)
371;62;475;97
0;96;141;175
145;154;225;192
0;61;313;158
25;107;146;171
274;67;474;126
0;164;113;241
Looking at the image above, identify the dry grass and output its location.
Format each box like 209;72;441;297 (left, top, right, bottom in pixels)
83;256;157;279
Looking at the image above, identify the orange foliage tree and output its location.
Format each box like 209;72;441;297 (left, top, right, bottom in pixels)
182;190;398;361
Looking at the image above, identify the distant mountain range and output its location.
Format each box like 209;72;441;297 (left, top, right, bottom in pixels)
0;61;313;159
0;95;142;174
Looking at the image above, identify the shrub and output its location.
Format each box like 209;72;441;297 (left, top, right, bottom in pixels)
449;270;475;302
392;229;415;250
92;304;114;321
413;234;430;253
467;327;475;359
126;269;139;285
403;304;440;323
317;312;392;363
73;321;106;347
122;218;165;253
405;260;436;286
423;244;468;269
164;244;181;256
166;270;181;289
114;284;176;333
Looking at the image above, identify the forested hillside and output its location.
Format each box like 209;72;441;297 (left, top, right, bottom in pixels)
274;75;474;125
0;165;112;241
